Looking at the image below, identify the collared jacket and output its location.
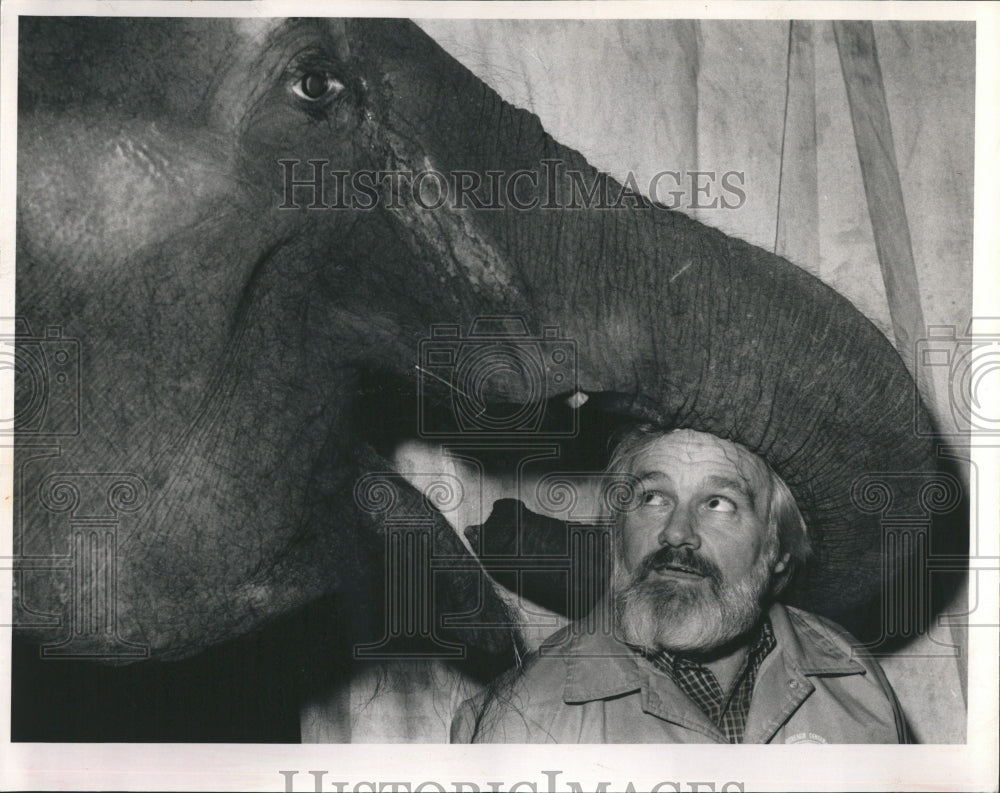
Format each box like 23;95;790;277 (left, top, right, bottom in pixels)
450;603;906;744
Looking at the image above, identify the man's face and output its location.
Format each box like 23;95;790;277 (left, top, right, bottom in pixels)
612;429;787;654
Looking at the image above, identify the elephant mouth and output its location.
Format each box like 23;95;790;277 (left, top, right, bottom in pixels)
355;366;629;460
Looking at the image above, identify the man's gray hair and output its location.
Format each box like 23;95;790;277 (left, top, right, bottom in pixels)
602;424;811;596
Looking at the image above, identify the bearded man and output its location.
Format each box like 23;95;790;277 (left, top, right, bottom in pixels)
450;425;907;744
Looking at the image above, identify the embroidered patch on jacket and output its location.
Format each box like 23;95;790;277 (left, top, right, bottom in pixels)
785;731;829;744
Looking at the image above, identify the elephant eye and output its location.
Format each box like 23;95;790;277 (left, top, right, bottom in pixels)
291;71;345;102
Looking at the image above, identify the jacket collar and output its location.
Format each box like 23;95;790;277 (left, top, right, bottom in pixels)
556;602;863;705
768;603;866;675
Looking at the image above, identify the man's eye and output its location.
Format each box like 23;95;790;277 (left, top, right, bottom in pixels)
291;71;345;102
642;491;668;507
706;496;736;513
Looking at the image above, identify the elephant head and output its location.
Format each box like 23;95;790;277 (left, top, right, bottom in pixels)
14;16;963;687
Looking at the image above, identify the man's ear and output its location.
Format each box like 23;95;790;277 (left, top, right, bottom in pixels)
773;552;791;575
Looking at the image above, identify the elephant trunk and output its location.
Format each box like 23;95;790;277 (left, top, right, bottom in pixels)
350;19;954;639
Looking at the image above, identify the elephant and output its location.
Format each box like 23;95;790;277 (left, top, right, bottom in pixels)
11;16;966;741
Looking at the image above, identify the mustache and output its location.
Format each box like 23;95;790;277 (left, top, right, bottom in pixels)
634;545;722;584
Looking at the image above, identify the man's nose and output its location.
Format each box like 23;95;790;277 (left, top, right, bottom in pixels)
658;505;701;549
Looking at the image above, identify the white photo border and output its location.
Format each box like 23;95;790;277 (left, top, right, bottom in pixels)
1;2;997;791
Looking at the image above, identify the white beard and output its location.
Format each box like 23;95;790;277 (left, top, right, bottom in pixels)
612;546;775;654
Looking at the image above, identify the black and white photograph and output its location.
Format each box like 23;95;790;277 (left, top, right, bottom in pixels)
1;1;997;790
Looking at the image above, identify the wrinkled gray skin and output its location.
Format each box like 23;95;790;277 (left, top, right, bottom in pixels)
16;17;948;660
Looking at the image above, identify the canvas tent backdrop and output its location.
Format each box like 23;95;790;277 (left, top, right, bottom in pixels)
9;17;972;746
299;18;972;744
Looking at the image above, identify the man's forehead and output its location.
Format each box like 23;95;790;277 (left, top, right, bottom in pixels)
629;429;769;489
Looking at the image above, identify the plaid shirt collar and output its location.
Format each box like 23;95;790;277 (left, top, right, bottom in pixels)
643;619;777;743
